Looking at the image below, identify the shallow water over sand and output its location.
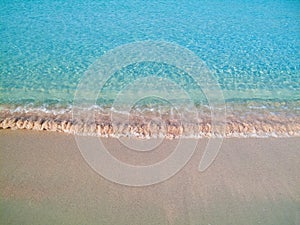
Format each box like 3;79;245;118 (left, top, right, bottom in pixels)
1;0;299;137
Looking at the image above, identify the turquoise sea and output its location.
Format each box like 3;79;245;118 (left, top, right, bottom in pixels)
1;0;299;137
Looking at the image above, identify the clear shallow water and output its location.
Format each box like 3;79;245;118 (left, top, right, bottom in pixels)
0;0;300;137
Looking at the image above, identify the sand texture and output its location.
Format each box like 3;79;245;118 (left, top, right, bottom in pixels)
0;130;299;225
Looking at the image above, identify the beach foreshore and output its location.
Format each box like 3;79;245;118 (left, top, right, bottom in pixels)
0;130;299;225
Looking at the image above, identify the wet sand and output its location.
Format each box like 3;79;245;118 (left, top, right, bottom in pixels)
0;130;299;225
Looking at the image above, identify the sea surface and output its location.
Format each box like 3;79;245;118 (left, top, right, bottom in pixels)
1;0;299;138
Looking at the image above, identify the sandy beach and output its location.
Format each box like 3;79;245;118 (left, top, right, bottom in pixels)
0;130;299;225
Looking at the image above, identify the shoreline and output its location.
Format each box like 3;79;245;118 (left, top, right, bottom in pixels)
1;114;300;138
1;99;300;138
1;130;299;224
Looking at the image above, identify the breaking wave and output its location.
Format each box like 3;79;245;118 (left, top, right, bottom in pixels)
1;102;299;138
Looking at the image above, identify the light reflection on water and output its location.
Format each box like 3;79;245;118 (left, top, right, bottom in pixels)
0;0;299;136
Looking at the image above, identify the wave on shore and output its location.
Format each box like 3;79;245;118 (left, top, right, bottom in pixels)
1;104;299;138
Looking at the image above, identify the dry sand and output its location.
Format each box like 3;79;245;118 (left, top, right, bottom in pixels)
0;130;299;225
